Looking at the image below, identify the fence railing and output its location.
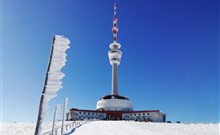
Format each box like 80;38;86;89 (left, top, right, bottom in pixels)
41;121;87;135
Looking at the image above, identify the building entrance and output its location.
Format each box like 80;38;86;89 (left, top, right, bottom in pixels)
106;112;122;120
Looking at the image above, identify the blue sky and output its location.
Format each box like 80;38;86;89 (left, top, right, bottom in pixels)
2;0;219;123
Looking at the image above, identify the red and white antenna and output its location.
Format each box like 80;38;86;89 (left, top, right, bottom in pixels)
112;3;119;43
108;2;122;95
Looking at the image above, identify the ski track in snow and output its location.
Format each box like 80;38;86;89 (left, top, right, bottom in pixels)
1;121;219;135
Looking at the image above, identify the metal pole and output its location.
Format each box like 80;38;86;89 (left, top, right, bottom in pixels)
61;98;68;135
34;37;55;135
52;105;58;135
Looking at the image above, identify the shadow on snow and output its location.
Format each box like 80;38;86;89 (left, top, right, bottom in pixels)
63;125;82;135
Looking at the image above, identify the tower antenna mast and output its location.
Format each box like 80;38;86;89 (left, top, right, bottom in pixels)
112;3;118;43
108;2;122;95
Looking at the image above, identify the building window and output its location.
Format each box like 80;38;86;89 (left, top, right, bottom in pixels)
79;112;81;114
143;113;145;115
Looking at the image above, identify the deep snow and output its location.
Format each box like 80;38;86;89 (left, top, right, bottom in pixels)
1;121;219;135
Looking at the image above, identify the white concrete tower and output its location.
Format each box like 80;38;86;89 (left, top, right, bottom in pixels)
108;3;122;95
96;3;133;111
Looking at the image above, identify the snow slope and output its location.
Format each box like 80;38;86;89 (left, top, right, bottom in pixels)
1;121;219;135
70;121;219;135
1;121;73;135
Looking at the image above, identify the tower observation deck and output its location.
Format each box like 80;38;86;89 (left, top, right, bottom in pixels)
96;3;133;111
